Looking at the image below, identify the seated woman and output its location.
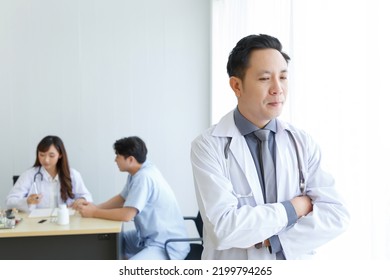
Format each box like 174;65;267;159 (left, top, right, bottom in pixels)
6;135;92;212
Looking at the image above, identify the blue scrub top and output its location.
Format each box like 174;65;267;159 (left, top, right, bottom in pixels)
120;161;190;257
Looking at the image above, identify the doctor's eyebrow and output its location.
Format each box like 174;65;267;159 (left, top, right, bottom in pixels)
257;69;288;76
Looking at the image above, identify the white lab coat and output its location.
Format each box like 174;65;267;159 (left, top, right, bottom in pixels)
191;110;350;260
6;166;93;212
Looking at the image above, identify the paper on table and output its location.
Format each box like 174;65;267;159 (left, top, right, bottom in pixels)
28;208;75;218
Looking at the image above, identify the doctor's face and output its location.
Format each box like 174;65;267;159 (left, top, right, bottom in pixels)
38;144;61;172
230;48;288;128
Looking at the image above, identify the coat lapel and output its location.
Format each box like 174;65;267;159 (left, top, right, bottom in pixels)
229;134;265;204
213;111;265;204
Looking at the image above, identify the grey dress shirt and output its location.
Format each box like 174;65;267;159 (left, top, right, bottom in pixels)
233;107;298;259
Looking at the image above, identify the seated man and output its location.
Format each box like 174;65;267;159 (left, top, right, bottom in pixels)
78;136;190;260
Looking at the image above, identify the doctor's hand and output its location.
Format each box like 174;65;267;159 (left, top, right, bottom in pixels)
290;195;313;218
77;202;97;218
27;194;42;205
70;198;86;210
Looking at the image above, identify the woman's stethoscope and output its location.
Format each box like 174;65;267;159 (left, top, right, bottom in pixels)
224;129;306;195
31;166;57;221
32;166;44;194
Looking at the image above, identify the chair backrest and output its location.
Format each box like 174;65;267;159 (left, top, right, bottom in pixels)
184;211;203;238
165;211;204;260
184;212;203;260
13;175;19;185
194;211;203;238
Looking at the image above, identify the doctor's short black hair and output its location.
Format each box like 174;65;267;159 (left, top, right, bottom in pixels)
226;34;290;80
113;136;147;163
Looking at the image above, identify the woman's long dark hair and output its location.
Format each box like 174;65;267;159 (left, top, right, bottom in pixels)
33;135;74;202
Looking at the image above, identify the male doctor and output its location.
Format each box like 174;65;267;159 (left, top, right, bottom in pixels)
191;34;350;260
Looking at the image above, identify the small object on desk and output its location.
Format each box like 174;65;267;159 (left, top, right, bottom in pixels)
0;209;21;229
5;209;15;219
38;219;47;224
57;204;69;225
0;217;15;229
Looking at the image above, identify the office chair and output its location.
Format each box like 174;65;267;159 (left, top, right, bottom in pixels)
164;211;203;260
13;175;19;185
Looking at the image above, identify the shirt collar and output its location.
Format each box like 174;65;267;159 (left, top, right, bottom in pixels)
233;107;277;136
41;167;59;182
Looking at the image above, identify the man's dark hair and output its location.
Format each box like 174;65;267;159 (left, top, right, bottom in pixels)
113;136;147;163
226;34;290;80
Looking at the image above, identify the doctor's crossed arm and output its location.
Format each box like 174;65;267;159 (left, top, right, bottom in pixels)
190;34;350;260
290;195;313;218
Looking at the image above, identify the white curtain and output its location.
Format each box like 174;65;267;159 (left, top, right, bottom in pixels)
211;0;292;123
212;0;390;260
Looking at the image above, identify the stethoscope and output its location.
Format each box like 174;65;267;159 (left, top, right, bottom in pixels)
32;166;44;194
34;166;44;182
224;129;306;195
285;130;306;194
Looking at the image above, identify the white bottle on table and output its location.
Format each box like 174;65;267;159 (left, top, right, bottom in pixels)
57;204;69;225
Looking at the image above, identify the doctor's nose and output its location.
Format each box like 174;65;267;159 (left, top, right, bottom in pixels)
269;79;284;95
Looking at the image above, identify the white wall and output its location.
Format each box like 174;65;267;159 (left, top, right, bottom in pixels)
0;0;210;216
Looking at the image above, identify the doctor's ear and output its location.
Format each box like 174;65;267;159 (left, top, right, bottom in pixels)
229;76;243;98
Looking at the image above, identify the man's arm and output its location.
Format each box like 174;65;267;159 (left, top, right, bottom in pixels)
89;206;137;222
98;194;126;209
278;134;350;258
78;195;138;222
267;196;313;253
191;136;291;250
